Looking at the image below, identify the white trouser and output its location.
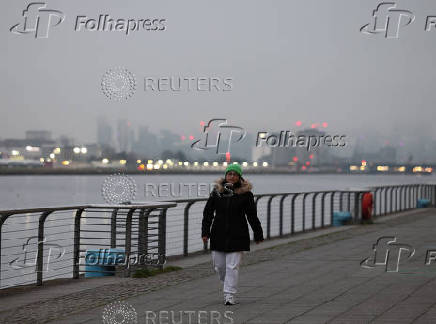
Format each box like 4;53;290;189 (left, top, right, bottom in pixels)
211;251;243;296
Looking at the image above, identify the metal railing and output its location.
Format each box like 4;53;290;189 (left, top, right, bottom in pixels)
371;184;436;216
1;183;434;289
164;184;435;257
0;202;176;289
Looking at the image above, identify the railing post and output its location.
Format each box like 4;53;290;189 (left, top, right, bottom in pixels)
339;192;344;211
401;186;405;211
291;194;299;234
138;208;152;256
184;201;195;256
110;208;118;248
392;187;396;212
354;192;360;223
396;186;400;212
390;187;394;214
0;213;10;287
374;188;380;216
321;192;328;228
73;208;85;279
312;193;320;230
302;193;309;232
279;194;289;236
124;208;136;277
158;208;167;270
267;195;276;239
409;185;413;209
384;187;388;215
433;185;436;206
330;192;336;225
37;211;53;286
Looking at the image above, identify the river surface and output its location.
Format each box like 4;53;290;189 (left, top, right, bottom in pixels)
1;174;434;209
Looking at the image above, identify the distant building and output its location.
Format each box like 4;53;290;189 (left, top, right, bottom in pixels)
377;146;397;164
25;130;51;141
97;117;113;148
0;132;55;160
134;125;160;158
117;119;133;153
252;145;271;162
295;128;327;166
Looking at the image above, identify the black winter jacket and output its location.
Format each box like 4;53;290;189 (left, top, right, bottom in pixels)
201;178;264;252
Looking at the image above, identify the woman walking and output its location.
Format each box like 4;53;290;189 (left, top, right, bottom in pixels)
202;164;264;305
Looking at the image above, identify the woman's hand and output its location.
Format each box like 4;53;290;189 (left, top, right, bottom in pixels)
202;236;209;243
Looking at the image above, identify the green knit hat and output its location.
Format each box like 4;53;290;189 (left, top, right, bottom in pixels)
225;163;242;177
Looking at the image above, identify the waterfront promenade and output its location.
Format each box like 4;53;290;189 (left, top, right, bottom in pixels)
1;208;436;323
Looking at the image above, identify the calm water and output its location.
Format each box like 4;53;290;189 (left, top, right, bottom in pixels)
0;173;435;209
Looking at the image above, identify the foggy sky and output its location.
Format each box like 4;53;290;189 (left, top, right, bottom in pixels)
1;0;436;147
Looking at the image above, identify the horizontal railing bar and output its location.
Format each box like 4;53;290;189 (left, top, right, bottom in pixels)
0;203;177;216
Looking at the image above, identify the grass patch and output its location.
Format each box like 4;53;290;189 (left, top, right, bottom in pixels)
132;265;183;278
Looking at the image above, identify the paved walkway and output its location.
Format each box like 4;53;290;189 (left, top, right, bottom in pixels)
1;209;436;323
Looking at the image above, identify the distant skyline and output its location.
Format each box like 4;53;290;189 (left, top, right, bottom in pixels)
2;119;436;163
2;1;436;154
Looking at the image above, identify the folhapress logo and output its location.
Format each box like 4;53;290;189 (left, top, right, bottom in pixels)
10;3;167;39
191;119;246;156
10;2;65;38
360;2;415;39
360;236;415;272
